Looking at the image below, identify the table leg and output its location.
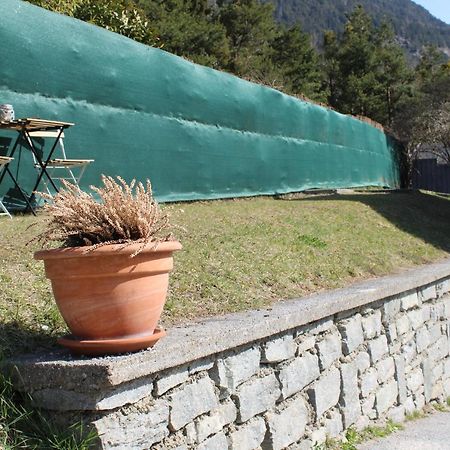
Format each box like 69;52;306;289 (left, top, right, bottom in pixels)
25;128;62;208
3;165;36;216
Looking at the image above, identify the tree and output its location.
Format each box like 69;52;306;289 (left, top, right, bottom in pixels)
217;0;278;77
270;25;325;102
137;0;230;69
323;6;412;126
394;62;450;165
28;0;160;47
373;22;413;127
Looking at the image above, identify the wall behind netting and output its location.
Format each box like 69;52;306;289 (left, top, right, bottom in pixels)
0;0;401;202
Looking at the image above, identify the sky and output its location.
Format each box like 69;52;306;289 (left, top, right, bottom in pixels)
413;0;450;24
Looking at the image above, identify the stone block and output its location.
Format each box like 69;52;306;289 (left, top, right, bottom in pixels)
377;357;395;384
262;334;296;363
310;427;327;447
422;358;433;402
400;291;420;311
431;381;443;400
396;315;410;336
428;323;443;346
444;297;450;319
228;417;266;450
324;409;343;438
305;317;334;335
338;314;364;355
416;327;430;353
361;368;378;398
414;392;425;410
278;352;320;399
361;394;376;420
404;396;416;415
235;373;280;423
386;323;398;344
406;368;424;393
155;366;189;396
296;335;316;355
418;284;436;303
316;332;342;370
382;297;401;324
93;399;170;449
430;303;445;321
402;341;417;366
340;361;361;427
433;363;444;383
408;309;425;331
443;378;450;397
169;377;219;431
423;304;431;322
436;279;450;297
197;432;227;450
375;380;398;416
355;351;371;373
211;347;261;395
387;405;405;423
429;336;448;362
189;359;215;375
195;400;237;442
444;357;450;377
394;355;407;404
308;367;341;419
362;310;382;339
368;335;388;364
264;397;309;450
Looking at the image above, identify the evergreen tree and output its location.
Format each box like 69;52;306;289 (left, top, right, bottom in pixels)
373;22;412;127
324;6;412;126
138;0;230;68
217;0;278;77
270;25;325;101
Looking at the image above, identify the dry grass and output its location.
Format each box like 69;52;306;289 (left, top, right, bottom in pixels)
35;176;172;252
1;190;450;357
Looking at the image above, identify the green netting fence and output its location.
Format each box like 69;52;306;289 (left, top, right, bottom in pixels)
0;0;401;203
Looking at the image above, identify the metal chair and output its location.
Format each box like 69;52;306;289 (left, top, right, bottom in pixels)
26;130;94;195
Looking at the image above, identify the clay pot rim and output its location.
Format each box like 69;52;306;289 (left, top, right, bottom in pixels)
34;240;182;260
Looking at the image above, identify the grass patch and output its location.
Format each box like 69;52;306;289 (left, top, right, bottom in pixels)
324;421;403;449
405;410;427;421
1;191;450;357
0;371;96;449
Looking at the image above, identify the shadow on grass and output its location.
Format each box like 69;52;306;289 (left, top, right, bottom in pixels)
0;322;57;360
290;191;450;253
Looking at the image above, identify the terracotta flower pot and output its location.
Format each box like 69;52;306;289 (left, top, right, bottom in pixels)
34;240;182;356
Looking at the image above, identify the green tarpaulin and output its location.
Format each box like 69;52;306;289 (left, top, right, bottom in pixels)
0;0;400;202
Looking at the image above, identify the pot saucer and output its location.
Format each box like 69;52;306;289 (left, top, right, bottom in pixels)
58;327;166;356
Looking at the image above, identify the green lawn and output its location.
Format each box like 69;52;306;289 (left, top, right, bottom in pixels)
1;191;450;357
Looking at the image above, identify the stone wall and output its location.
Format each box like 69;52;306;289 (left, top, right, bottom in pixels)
5;259;450;449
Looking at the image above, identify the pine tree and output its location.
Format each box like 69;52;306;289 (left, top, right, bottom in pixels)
217;0;278;77
270;25;324;101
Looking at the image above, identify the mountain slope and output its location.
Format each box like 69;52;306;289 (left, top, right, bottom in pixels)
266;0;450;57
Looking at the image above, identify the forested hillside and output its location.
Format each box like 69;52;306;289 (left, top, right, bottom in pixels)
267;0;450;58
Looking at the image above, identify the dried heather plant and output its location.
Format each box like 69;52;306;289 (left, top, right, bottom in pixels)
35;175;173;255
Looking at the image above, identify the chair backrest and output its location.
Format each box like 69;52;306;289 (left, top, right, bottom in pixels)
27;131;67;160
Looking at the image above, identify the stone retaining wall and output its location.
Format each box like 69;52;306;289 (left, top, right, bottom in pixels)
5;259;450;449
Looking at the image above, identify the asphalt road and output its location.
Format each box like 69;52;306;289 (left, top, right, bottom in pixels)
359;412;450;450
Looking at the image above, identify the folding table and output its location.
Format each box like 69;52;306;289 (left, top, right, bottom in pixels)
0;118;74;212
